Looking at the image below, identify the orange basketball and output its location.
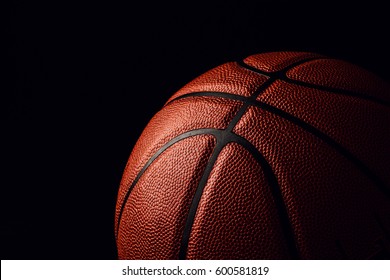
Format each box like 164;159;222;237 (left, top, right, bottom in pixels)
115;51;390;259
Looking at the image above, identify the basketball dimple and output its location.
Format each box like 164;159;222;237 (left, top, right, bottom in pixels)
116;51;390;259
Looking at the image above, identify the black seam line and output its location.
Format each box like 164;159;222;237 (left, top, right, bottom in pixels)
237;57;324;79
237;60;390;107
167;91;390;199
226;78;276;132
284;77;390;107
178;78;278;259
178;135;224;260
179;58;320;260
178;131;300;260
115;128;220;239
235;134;300;259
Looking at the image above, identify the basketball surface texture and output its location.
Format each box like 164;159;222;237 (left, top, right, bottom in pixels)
115;51;390;259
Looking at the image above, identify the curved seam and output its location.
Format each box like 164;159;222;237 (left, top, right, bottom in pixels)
237;60;389;107
178;135;226;259
179;56;328;259
115;128;220;238
167;91;390;199
284;78;390;106
236;56;326;77
179;134;301;259
233;135;300;259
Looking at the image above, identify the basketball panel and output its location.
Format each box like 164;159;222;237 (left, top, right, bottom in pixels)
243;51;324;73
286;59;390;102
115;96;242;228
116;51;390;260
166;62;268;103
233;107;390;259
257;80;390;186
186;142;291;259
117;134;216;259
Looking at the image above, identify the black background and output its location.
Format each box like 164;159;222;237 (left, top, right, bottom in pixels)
3;1;389;259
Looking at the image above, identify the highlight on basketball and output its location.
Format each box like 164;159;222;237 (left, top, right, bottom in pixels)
115;51;390;260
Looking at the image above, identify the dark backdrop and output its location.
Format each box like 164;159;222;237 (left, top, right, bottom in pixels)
3;1;389;259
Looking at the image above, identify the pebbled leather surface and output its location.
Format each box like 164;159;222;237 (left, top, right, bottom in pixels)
286;58;390;102
167;62;268;103
116;51;390;259
257;80;390;187
243;51;324;72
115;96;241;232
117;135;215;259
233;107;390;259
186;142;291;259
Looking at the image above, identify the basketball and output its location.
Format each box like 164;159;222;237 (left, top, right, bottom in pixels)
115;51;390;259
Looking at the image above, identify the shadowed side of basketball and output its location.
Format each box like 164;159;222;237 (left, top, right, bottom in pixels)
115;51;390;259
